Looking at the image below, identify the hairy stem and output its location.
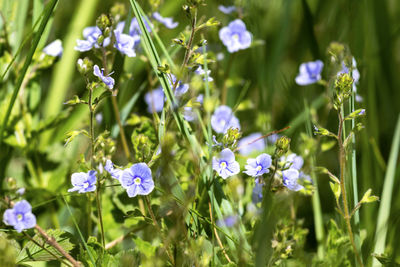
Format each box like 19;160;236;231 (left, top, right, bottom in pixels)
181;9;197;70
35;225;80;267
338;110;363;267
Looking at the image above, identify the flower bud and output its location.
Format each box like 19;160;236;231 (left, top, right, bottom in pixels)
110;3;126;22
96;14;112;31
275;136;291;157
77;57;93;75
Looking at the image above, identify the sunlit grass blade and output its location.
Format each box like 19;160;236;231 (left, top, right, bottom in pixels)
372;114;400;266
0;0;58;145
40;0;100;148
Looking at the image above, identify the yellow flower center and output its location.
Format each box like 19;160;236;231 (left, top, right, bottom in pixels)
220;162;227;169
256;165;262;171
17;214;23;221
232;33;240;41
83;182;89;189
134;177;141;185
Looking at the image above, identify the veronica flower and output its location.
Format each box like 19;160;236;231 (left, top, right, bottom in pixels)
104;160;122;180
114;30;140;57
244;153;272;177
216;215;238;227
68;170;97;193
3;200;36;233
282;169;303;191
170;74;189;97
93;65;115;89
211;105;240;134
195;66;213;82
252;179;263;204
212;148;240;179
16;188;26;196
295;60;324;86
120;163;155;197
218;5;236;14
129;17;152;36
237;133;265;155
145;87;165;113
75;26;110;52
152;12;178;29
280;153;304;170
43;39;63;57
267;134;280;145
219;19;252;53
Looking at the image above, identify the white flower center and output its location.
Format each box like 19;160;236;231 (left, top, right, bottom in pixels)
232;33;240;41
256;165;262;171
83;182;89;189
220;161;227;169
17;214;23;221
134;177;141;185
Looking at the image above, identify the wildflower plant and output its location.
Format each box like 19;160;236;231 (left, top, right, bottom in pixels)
0;0;390;266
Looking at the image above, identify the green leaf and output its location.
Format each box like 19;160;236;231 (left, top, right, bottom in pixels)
16;229;75;263
64;129;89;146
329;182;341;201
64;95;87;105
360;189;379;204
133;237;156;258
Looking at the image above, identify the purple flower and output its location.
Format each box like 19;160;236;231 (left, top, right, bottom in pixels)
218;5;236;14
244;153;272;177
267;134;280;145
93;65;115;89
145;87;165;113
197;94;204;104
212;148;240;179
114;30;140;57
237;133;265;155
359;109;366;115
195;66;213;82
211;105;240;134
43;39;63;57
75;26;110;52
120;163;155;197
183;106;196;122
219;19;252;53
68;170;97;193
129;17;152;36
252;180;263;204
282;169;303;191
152;12;178;29
170;74;189;97
217;215;238;227
295;60;324;86
105;160;122;180
3;200;36;233
280;153;304;170
16;188;26;196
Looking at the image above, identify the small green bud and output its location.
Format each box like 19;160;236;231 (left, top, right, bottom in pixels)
77;57;93;75
222;128;241;149
7;177;16;189
97;35;105;46
96;14;112;31
335;73;353;103
103;27;111;37
327;42;345;62
157;64;170;74
275;136;291;157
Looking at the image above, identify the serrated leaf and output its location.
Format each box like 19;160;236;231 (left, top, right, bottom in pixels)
345;108;366;120
16;229;74;263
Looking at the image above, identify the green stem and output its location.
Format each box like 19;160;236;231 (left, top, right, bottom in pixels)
338;110;363;266
88;86;105;248
181;9;197;70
